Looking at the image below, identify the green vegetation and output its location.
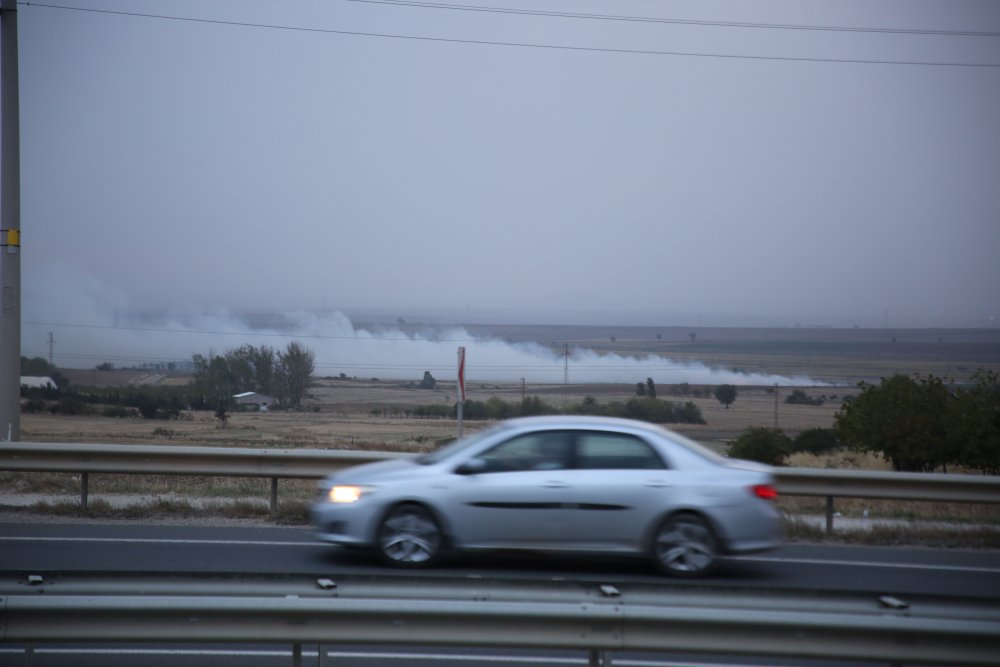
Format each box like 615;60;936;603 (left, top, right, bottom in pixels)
192;342;315;409
785;389;824;406
20;342;316;418
791;427;840;455
714;384;737;409
393;395;705;425
419;371;437;389
727;427;792;466
835;370;1000;473
19;356;68;391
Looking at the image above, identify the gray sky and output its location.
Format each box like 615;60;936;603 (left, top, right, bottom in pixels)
9;0;1000;379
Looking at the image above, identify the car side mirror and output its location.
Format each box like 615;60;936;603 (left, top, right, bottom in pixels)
455;457;488;475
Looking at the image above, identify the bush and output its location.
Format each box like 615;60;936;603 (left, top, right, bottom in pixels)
101;405;139;418
727;427;792;466
785;389;824;406
22;398;48;414
51;396;91;416
792;428;839;455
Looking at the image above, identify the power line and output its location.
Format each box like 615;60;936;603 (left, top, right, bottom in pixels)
20;2;1000;68
347;0;1000;38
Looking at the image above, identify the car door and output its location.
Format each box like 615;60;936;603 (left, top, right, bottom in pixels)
442;430;576;549
559;430;681;551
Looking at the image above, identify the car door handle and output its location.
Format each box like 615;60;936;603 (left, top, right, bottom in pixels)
544;480;570;488
644;480;672;488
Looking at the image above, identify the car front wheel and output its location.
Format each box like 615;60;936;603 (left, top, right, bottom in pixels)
376;504;443;567
651;513;719;578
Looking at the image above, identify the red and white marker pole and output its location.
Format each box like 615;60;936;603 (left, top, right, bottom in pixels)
457;346;466;438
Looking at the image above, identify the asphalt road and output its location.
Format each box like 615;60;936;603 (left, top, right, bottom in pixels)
1;522;999;598
2;523;999;667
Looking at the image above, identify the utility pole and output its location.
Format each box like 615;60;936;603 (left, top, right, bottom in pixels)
47;332;54;366
562;344;569;410
0;0;21;442
520;377;525;401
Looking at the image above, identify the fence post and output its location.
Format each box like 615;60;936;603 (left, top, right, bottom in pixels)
825;496;834;535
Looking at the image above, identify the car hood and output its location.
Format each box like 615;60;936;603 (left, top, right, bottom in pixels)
326;456;421;484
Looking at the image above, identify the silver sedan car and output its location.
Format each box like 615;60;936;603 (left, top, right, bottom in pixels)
312;416;781;577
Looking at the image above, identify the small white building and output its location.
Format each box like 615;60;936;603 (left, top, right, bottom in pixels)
20;376;56;389
233;391;273;411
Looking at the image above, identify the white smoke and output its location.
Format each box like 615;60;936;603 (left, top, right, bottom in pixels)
23;269;825;386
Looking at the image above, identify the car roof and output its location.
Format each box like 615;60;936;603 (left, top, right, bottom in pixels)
500;415;671;434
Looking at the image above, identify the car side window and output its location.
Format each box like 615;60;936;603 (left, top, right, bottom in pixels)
576;432;667;470
477;431;573;473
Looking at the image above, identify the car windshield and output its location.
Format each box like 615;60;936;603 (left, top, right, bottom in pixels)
414;422;513;465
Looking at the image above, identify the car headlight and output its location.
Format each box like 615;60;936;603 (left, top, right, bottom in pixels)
327;485;373;503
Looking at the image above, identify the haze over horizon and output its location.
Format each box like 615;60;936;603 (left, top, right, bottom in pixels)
10;0;1000;375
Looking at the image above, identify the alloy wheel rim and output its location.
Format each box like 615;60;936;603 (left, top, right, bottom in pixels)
656;520;715;573
380;510;440;563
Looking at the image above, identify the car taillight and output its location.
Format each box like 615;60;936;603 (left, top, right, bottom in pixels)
750;484;778;500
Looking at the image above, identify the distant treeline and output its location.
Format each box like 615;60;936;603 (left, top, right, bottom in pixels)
372;395;706;425
21;385;226;420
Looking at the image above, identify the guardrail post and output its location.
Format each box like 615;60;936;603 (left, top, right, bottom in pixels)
825;496;834;535
589;649;611;666
80;473;89;510
270;477;279;517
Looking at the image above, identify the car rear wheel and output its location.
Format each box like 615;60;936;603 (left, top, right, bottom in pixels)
376;504;443;567
651;513;719;578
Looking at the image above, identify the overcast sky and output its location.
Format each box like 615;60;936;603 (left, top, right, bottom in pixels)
8;0;1000;378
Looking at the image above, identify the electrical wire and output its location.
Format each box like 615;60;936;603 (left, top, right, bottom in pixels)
19;2;1000;67
346;0;1000;38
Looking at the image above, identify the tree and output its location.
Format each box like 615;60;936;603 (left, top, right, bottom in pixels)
215;400;231;428
192;354;236;400
194;342;311;410
276;342;315;408
728;427;791;466
949;370;1000;474
645;377;657;399
419;371;437;389
714;384;737;409
21;356;54;376
835;374;955;472
635;382;647;397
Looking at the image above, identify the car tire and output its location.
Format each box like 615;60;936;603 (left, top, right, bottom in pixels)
376;503;443;567
651;513;719;578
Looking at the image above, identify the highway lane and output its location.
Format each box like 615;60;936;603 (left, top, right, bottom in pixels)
1;522;999;598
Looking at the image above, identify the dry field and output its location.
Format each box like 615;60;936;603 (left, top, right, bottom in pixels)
28;322;1000;450
21;378;843;452
8;324;998;542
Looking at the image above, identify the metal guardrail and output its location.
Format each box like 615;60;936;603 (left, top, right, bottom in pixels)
1;442;999;530
774;466;1000;533
2;573;999;666
0;442;400;515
